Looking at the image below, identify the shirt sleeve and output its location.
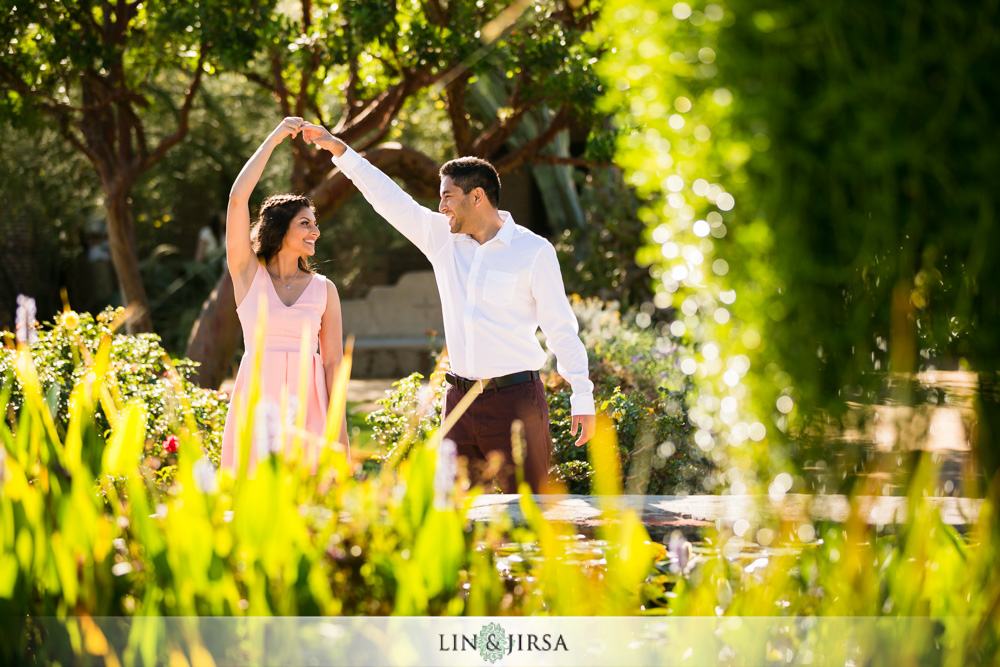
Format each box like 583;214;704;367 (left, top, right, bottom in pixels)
331;146;450;259
530;243;595;415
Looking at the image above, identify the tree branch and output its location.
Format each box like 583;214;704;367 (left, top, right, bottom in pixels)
142;49;206;172
79;72;118;172
339;66;432;146
59;116;103;170
445;73;474;155
422;0;448;26
352;86;413;152
308;143;441;217
494;106;570;173
470;72;532;157
334;56;361;133
270;48;293;117
130;103;148;168
243;70;276;92
294;0;320;117
309;98;328;127
528;155;603;167
114;0;130;41
101;0;113;38
472;104;533;158
0;63;133;114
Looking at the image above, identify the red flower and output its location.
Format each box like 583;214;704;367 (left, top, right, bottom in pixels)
163;435;180;453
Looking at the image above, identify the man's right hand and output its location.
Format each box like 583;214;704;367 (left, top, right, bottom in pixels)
301;123;346;157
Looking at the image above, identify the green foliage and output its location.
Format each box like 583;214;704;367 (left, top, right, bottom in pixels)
365;373;442;463
594;0;779;492
0;1;269;106
548;298;708;495
556;166;653;310
3;309;1000;663
0;308;227;468
595;0;1000;487
0;326;658;664
239;0;607;151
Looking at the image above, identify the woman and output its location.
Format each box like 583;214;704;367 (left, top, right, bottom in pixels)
220;116;349;473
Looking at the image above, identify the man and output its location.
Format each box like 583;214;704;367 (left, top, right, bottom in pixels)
302;123;595;493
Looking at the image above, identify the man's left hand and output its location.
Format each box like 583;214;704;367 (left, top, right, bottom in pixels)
571;414;596;447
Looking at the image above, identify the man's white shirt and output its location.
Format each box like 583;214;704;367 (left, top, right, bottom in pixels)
332;146;595;415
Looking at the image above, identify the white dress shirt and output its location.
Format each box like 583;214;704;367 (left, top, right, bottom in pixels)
332;146;595;415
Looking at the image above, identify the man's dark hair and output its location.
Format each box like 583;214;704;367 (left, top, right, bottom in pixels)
439;157;501;208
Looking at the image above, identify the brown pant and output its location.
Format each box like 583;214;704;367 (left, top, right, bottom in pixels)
443;378;552;494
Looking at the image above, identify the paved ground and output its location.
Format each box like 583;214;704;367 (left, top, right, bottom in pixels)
347;378;399;404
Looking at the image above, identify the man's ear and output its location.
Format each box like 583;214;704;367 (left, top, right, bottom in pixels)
473;187;485;206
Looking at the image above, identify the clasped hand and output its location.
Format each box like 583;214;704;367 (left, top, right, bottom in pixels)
270;117;334;147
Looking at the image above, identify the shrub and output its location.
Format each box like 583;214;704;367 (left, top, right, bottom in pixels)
0;307;228;476
364;373;442;465
547;298;708;495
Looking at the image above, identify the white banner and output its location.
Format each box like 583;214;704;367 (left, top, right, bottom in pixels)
33;616;957;666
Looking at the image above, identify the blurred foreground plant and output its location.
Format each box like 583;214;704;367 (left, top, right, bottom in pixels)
0;309;658;665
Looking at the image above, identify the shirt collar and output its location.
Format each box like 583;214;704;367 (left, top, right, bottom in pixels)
494;212;515;246
459;211;516;246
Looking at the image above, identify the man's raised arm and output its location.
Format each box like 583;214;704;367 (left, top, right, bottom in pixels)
301;124;450;258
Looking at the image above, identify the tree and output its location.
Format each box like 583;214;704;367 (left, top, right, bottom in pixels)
0;0;268;332
186;0;611;387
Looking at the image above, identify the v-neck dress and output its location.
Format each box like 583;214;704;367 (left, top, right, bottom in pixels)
220;262;329;472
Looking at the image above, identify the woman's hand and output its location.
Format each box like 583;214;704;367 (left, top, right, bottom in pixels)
268;117;305;145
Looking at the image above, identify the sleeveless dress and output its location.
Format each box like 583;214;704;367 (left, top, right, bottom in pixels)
220;262;330;472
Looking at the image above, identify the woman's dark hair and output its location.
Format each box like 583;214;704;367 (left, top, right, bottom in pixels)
250;193;316;273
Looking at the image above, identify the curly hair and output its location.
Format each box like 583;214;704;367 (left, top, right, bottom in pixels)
249;193;317;273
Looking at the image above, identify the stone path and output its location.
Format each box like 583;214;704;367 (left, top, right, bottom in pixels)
467;494;984;542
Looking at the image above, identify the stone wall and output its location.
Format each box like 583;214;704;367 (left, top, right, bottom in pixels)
340;270;444;378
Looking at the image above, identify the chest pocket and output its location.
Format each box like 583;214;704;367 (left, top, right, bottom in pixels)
483;270;518;307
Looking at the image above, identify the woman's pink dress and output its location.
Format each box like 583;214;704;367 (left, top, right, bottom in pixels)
220;263;330;472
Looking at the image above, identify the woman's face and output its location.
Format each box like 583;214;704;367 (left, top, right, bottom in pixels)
281;206;320;256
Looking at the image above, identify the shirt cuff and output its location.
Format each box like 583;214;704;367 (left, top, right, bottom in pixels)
331;145;362;172
570;392;596;416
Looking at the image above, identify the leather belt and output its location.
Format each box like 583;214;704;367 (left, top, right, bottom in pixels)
445;370;540;393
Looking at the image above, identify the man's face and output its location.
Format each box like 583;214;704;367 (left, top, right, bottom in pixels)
439;176;474;235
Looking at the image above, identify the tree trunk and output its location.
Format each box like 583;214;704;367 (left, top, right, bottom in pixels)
185;269;240;389
104;189;154;333
184;144;442;389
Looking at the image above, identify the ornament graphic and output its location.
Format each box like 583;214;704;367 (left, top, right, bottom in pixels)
478;623;508;663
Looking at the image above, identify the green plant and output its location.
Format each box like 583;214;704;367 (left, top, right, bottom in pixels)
0;307;228;471
548;298;707;495
365;373;443;465
0;323;658;664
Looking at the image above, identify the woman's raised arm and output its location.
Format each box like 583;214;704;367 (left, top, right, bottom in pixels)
227;117;304;302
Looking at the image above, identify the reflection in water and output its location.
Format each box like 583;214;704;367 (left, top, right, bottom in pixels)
796;371;984;498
